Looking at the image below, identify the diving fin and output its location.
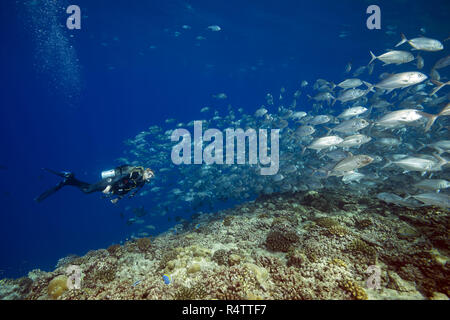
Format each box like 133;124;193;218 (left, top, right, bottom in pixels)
35;169;75;202
34;181;66;203
43;168;74;179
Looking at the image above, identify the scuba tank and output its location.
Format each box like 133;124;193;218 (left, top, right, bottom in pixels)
101;169;116;179
101;165;137;180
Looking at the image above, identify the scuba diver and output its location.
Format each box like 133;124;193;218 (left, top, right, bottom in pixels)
35;165;154;204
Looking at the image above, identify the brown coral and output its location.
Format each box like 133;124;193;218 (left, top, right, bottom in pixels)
356;218;373;230
136;237;151;252
286;248;308;268
223;215;234;226
265;227;299;252
107;244;122;257
348;239;377;257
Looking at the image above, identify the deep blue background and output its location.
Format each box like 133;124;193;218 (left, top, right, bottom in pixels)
0;0;448;278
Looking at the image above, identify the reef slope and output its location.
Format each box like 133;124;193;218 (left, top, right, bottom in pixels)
1;190;449;300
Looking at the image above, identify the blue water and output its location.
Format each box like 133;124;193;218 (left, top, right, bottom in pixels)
0;0;448;278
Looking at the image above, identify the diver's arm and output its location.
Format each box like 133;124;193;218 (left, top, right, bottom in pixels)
95;171;131;195
102;185;112;194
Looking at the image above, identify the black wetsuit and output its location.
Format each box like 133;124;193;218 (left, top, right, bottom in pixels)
35;165;146;203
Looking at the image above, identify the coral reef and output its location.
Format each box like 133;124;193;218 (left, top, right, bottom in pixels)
173;285;207;300
136;237;152;252
265;219;299;252
339;279;368;300
1;189;449;300
106;244;122;257
47;275;69;299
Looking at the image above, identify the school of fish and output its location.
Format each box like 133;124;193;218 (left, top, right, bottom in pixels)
120;33;450;215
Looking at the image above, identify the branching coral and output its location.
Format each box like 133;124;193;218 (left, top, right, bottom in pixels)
330;258;347;269
314;217;339;228
223;215;234;226
136;237;152;252
173;285;207;300
212;249;230;266
348;239;377;257
206;266;260;300
107;244;122;257
286;248;308;268
158;249;179;271
265;229;299;252
339;279;368;300
356;218;373;230
265;221;299;252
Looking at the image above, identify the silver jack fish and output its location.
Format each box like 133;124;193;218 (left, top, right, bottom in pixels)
368;50;414;65
364;72;427;93
395;33;444;51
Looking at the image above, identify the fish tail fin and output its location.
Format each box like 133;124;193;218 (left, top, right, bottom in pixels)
421;112;439;132
395;33;408;47
416;141;427;151
330;82;336;90
366;122;375;135
438;103;450;116
323;126;332;136
306;165;317;176
363;81;375;93
431;79;442;85
367;106;373;117
381;159;392;169
307;166;328;178
307;94;312;101
368;51;377;65
307;165;317;174
430;79;446;96
331;97;337;106
301;146;307;155
432;153;448;167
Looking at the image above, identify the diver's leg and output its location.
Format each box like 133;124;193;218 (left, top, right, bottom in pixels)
65;177;92;192
41;168;92;193
81;179;111;194
58;175;110;195
39;168;116;197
